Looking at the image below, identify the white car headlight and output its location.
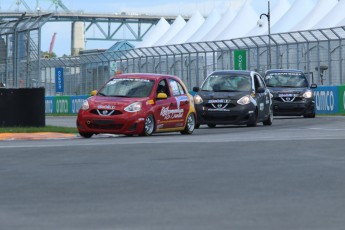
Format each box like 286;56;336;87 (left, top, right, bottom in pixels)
237;95;251;105
124;102;142;112
81;100;90;110
194;95;203;104
303;90;313;99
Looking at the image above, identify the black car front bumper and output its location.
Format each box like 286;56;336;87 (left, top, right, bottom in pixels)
272;99;315;116
195;104;256;125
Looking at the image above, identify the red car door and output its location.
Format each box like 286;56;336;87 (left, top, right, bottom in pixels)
153;79;179;130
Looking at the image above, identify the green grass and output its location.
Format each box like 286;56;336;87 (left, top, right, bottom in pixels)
0;126;77;133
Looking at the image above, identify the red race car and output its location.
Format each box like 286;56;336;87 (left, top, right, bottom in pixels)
77;73;196;137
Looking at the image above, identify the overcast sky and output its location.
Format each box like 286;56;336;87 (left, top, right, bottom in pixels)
1;0;286;56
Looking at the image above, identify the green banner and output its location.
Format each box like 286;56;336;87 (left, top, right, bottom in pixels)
54;96;70;114
234;50;247;70
338;85;345;114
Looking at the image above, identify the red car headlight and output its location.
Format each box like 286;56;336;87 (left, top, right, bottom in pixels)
124;102;142;112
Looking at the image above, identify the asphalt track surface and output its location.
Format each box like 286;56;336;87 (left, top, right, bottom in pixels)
1;116;345;230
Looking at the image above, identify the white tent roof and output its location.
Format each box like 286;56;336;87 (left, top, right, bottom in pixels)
313;0;345;29
291;0;338;32
166;11;205;45
271;0;316;33
216;0;259;40
200;4;239;42
246;0;290;36
187;9;221;43
153;15;186;46
136;18;170;48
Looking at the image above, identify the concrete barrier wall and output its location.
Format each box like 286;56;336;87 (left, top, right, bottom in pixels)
45;95;88;115
314;86;345;115
46;87;345;115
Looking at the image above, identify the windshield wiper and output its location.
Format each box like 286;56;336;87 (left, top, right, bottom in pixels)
109;95;128;97
214;90;235;92
97;92;106;96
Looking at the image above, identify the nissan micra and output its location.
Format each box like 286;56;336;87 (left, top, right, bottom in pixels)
193;70;273;128
77;73;196;137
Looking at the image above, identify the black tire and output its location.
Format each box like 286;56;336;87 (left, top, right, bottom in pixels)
303;112;316;118
195;123;200;129
140;114;155;136
181;113;196;135
247;111;258;127
207;124;216;128
79;132;93;138
263;108;273;126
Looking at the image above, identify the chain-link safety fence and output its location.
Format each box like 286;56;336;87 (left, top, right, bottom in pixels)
1;15;345;96
0;13;52;88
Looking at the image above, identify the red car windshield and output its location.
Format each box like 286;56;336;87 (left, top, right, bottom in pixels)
98;78;155;98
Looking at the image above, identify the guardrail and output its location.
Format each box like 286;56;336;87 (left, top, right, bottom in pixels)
45;86;345;115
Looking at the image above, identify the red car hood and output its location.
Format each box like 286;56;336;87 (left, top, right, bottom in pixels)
88;96;148;110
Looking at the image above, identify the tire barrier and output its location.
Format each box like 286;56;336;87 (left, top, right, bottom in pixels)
0;88;45;127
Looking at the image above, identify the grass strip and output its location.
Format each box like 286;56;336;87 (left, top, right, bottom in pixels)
0;126;77;134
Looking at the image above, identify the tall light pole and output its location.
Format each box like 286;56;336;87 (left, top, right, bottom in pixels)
259;1;271;69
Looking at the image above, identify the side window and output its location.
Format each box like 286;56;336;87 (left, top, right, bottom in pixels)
156;80;170;97
254;74;264;91
169;79;186;96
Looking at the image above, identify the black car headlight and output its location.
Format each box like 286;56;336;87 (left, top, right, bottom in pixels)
237;95;251;105
194;95;203;104
303;90;313;99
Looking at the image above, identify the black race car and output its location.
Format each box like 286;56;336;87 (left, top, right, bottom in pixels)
193;70;273;128
264;69;317;118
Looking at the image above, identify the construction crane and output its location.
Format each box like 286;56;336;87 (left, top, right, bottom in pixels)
49;32;56;54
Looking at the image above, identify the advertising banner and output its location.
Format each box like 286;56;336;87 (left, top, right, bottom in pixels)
234;50;247;70
55;67;64;93
337;85;345;114
54;96;70;114
314;86;338;114
45;96;54;114
46;95;88;114
70;96;88;114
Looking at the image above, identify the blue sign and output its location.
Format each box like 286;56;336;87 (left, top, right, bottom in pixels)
70;95;88;114
45;96;54;114
55;68;64;93
314;86;339;114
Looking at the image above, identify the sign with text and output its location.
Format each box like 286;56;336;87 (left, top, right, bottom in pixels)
55;67;64;93
234;50;247;70
314;86;339;114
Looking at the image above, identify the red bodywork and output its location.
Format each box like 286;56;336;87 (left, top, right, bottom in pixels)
77;73;195;136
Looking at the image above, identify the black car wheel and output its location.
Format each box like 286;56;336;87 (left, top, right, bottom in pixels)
140;114;155;136
195;123;200;129
303;112;316;118
263;108;273;126
79;132;93;138
247;111;258;127
181;113;195;135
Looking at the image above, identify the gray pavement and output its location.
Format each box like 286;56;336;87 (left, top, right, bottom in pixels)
1;116;345;230
45;115;77;128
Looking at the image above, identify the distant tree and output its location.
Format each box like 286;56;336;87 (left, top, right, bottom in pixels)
41;51;57;59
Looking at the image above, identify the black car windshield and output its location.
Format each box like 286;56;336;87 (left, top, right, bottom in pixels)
265;72;309;88
98;78;154;98
201;74;252;92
